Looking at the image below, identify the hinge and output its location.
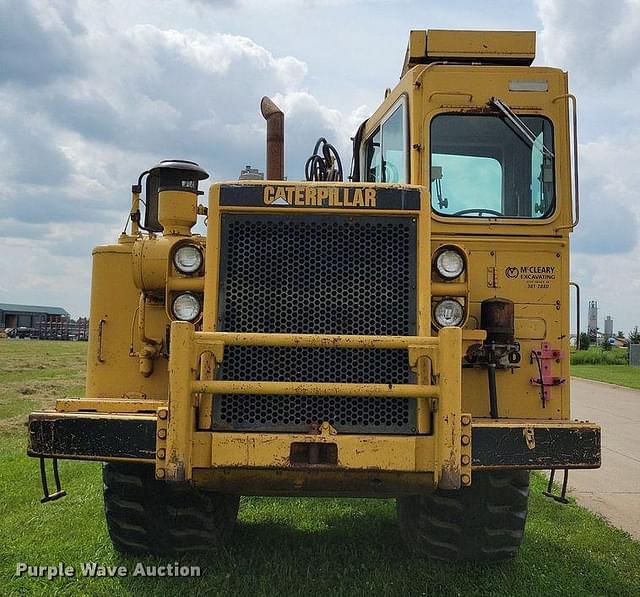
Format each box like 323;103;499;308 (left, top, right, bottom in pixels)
408;344;438;376
487;266;498;288
196;341;225;370
460;414;472;486
523;427;536;450
155;407;169;480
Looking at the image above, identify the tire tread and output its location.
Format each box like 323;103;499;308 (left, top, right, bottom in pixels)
397;471;530;562
103;462;239;556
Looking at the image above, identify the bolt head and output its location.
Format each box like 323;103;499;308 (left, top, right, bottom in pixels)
461;434;470;446
158;409;168;420
157;448;166;459
461;454;470;465
461;474;471;485
461;415;471;426
156;468;165;479
158;429;167;439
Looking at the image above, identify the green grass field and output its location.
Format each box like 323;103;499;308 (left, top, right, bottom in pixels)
570;346;640;390
1;339;640;596
571;365;640;390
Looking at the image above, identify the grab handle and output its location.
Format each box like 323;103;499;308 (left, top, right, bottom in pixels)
553;94;579;231
97;318;106;363
570;281;580;349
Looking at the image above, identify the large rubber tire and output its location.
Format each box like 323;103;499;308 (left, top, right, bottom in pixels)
103;462;240;556
396;471;530;561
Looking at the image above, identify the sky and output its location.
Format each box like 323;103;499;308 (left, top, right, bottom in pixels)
0;0;639;334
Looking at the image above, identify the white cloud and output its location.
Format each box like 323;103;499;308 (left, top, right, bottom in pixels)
1;0;638;333
273;90;354;158
573;137;640;254
130;26;308;87
0;0;364;317
537;0;640;86
536;0;640;331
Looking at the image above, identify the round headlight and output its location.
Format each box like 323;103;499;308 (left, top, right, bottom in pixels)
172;293;201;322
434;299;464;327
435;248;465;280
173;244;203;274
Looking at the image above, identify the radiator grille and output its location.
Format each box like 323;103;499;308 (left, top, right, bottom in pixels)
213;214;417;434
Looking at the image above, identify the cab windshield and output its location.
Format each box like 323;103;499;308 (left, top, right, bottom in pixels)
430;114;554;218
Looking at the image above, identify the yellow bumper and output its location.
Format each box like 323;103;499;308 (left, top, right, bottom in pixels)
162;321;468;490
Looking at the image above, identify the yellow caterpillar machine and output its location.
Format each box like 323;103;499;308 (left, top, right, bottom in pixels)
28;29;600;561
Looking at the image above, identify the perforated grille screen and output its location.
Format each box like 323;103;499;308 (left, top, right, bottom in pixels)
212;213;417;434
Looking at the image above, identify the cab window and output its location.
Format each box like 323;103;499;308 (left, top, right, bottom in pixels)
365;129;382;182
430;114;554;218
364;101;407;183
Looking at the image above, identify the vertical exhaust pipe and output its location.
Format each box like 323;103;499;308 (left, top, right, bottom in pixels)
260;96;284;180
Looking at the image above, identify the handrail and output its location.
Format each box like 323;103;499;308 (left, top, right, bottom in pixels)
194;330;440;350
553;93;579;231
428;91;473;102
97;319;106;363
191;380;439;399
570;281;581;348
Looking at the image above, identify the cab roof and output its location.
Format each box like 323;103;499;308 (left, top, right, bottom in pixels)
401;29;536;77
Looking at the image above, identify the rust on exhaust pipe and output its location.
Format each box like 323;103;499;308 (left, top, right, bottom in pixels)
260;96;284;180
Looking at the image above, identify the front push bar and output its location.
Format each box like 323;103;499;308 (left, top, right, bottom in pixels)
163;322;466;489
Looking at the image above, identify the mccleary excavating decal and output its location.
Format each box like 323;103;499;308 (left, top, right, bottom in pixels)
505;265;556;280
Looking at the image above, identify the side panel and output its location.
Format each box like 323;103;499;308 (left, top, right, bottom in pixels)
85;244;169;400
411;65;573;422
433;236;569;420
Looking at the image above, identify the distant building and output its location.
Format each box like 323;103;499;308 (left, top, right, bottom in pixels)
604;315;613;338
0;303;69;329
239;165;264;180
587;300;598;342
0;303;88;340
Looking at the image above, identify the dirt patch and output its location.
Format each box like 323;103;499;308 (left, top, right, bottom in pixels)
0;415;30;432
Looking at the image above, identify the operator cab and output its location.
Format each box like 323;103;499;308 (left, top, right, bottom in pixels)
351;29;568;226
